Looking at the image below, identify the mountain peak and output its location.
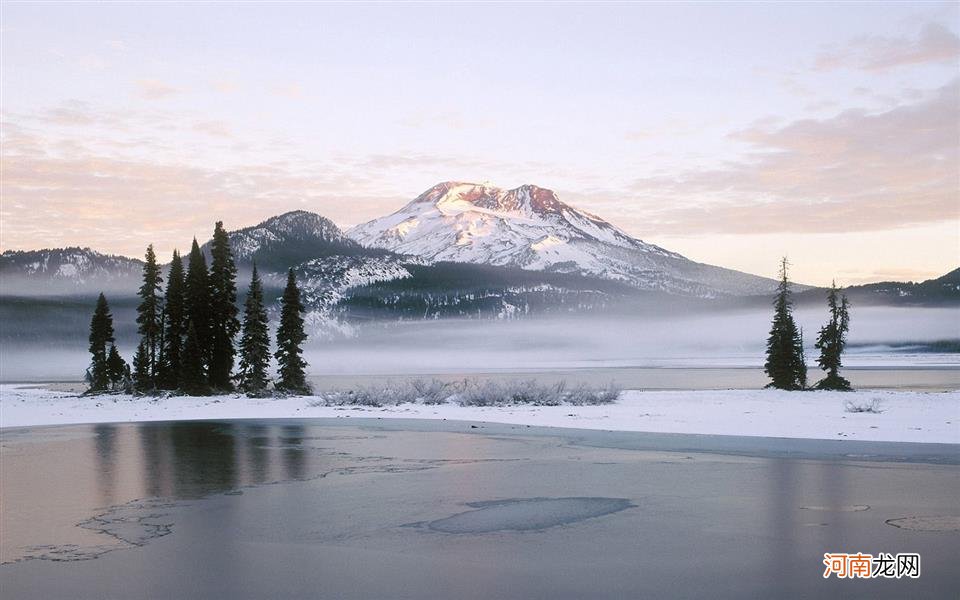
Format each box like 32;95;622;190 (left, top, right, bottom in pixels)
413;181;568;219
258;209;335;229
202;210;365;271
347;181;781;296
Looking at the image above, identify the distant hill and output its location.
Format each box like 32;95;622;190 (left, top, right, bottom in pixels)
794;268;960;307
200;210;385;272
0;247;142;296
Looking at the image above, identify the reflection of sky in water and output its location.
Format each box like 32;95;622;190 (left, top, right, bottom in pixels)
3;420;959;598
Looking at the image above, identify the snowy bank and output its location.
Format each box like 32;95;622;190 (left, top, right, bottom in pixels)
0;384;957;444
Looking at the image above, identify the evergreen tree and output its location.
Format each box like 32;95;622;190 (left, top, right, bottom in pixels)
87;292;115;392
133;340;151;393
135;244;163;389
179;321;209;395
183;239;212;384
106;344;127;389
238;264;271;394
814;282;852;390
275;268;309;394
796;328;808;390
208;222;240;390
764;258;806;390
159;250;185;389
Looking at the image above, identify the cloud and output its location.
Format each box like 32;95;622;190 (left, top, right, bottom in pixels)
623;130;656;142
192;120;232;138
1;104;463;256
41;100;98;126
212;79;239;94
815;23;960;71
623;80;960;235
0;149;397;257
273;83;302;99
136;79;181;100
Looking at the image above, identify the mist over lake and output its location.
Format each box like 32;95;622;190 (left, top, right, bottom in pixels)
2;305;956;383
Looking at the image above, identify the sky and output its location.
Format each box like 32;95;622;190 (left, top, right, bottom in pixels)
1;2;958;286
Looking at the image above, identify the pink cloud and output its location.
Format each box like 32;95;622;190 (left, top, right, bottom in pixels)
815;23;960;72
136;79;181;100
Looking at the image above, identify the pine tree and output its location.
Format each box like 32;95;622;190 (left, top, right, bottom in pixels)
179;320;208;395
208;222;240;390
159;250;185;389
275;268;309;394
183;239;212;386
133;340;151;393
238;264;271;394
135;244;163;390
88;292;115;392
796;328;808;390
106;344;127;389
814;282;852;390
764;258;805;390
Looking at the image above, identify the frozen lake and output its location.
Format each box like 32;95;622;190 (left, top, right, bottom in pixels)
1;419;958;598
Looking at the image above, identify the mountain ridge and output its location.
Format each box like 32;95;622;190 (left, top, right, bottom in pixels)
199;210;378;272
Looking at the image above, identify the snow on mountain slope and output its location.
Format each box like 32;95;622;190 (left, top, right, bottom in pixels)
266;254;416;338
348;182;780;297
203;210;367;271
0;247;142;295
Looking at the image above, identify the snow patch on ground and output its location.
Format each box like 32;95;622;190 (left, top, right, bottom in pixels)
1;385;956;444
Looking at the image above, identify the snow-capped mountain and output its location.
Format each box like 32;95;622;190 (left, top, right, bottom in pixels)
348;182;781;297
202;210;370;272
0;247;142;295
285;254;416;337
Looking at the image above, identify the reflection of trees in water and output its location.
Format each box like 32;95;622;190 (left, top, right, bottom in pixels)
240;424;272;486
766;458;851;590
169;423;237;497
93;424;118;506
281;425;307;481
132;421;312;501
138;424;172;497
769;459;799;577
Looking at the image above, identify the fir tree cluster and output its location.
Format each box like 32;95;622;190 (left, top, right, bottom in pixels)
764;257;851;391
86;292;130;392
87;222;310;397
814;282;852;390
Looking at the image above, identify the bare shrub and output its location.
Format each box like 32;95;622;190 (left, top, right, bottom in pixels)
456;379;620;407
312;386;388;407
566;382;622;405
411;378;455;405
312;378;459;407
843;397;884;414
309;378;621;407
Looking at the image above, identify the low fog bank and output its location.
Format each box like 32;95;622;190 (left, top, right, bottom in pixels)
1;306;956;382
303;306;960;375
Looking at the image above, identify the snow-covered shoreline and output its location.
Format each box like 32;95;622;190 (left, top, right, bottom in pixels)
1;384;957;444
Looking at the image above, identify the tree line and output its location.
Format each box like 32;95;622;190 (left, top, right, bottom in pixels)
87;222;310;396
88;245;850;397
764;257;851;391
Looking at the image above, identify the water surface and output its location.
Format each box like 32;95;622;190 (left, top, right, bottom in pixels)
1;419;958;599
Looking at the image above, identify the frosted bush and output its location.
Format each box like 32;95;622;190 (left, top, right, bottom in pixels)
844;397;884;414
310;379;620;407
457;380;557;406
410;378;454;405
566;382;622;405
456;379;620;407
